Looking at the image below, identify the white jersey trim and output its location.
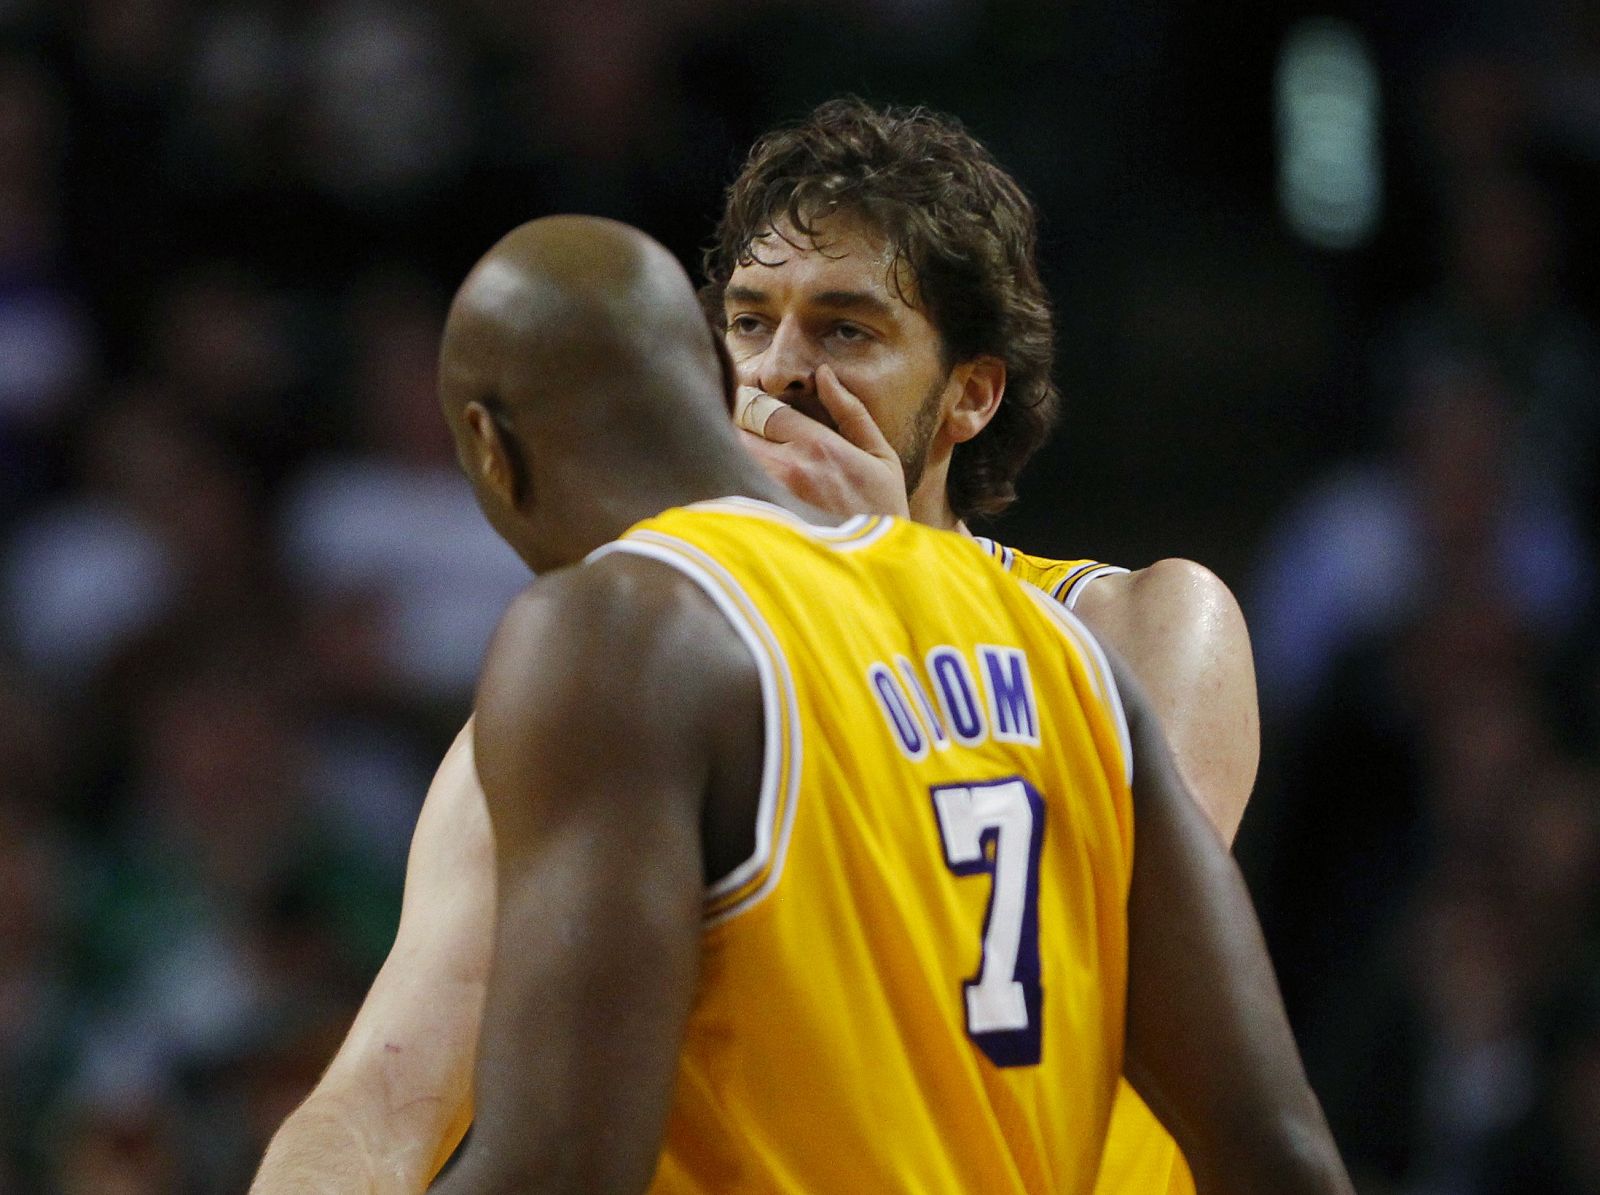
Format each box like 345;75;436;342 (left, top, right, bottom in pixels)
685;496;895;551
969;535;1014;568
1062;564;1131;610
589;532;803;926
1020;583;1134;788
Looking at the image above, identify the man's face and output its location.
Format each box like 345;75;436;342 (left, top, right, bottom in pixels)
721;211;956;494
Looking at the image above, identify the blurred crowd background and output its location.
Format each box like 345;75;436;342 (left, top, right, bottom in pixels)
0;1;1596;1192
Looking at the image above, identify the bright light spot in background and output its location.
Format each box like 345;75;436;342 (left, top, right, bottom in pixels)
1277;18;1382;251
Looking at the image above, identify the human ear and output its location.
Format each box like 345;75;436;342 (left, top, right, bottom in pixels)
462;399;525;506
944;356;1007;444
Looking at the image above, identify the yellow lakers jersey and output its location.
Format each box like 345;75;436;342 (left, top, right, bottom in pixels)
979;536;1194;1195
971;537;1130;610
594;498;1135;1195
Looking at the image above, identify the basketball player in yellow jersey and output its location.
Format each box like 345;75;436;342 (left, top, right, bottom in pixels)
422;215;1346;1195
252;102;1256;1193
710;101;1257;1195
961;550;1185;1195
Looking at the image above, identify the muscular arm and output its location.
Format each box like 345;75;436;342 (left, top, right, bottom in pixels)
252;723;493;1195
1075;558;1258;843
1107;649;1351;1195
433;558;749;1195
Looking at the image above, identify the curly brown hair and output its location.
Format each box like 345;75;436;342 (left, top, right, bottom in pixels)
702;97;1059;520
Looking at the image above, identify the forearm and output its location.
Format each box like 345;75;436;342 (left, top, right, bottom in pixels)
252;1023;475;1195
256;722;490;1194
253;1089;419;1195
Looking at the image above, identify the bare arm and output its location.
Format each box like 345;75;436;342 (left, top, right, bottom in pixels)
432;559;747;1195
1075;558;1259;842
252;722;493;1194
1106;648;1351;1195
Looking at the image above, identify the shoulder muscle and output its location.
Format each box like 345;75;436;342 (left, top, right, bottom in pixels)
1073;558;1259;842
473;557;757;859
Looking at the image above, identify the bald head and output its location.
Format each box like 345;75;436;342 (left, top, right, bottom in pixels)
439;216;755;572
440;216;726;428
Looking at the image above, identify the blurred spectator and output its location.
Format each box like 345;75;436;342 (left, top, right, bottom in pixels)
172;1;298;199
44;1091;185;1195
1491;986;1600;1194
64;638;395;1158
1418;53;1535;181
1379;170;1600;528
1403;880;1538;1194
3;391;270;687
298;0;471;205
1254;167;1598;725
279;270;528;705
1250;360;1591;717
0;786;77;1188
0;53;93;513
1284;742;1598;1193
1541;4;1600;165
146;263;318;488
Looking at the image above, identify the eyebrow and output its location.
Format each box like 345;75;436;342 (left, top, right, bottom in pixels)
723;285;898;320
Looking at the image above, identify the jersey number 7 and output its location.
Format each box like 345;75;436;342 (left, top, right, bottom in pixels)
931;777;1045;1067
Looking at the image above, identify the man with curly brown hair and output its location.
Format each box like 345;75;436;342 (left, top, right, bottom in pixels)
706;98;1060;529
699;97;1257;1195
254;100;1261;1195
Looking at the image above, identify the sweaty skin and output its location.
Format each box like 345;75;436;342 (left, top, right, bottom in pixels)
252;219;1260;1191
432;216;1342;1195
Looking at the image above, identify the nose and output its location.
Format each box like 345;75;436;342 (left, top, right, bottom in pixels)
753;317;815;399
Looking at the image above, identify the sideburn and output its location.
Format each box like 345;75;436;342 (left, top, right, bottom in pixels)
898;369;950;498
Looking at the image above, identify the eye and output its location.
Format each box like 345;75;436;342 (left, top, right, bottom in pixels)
726;314;767;337
829;322;872;344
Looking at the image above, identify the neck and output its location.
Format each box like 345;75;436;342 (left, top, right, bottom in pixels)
604;450;807;532
908;456;962;532
540;432;832;567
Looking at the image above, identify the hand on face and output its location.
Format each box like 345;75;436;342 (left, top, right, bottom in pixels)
736;365;911;519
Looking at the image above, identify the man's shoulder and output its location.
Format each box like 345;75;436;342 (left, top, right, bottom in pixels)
1003;553;1259;839
981;537;1129;609
979;536;1243;633
474;551;761;844
497;550;742;660
480;553;757;749
1072;557;1242;634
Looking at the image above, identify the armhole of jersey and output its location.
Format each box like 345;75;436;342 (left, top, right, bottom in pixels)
1057;563;1131;610
1020;583;1134;789
589;534;803;928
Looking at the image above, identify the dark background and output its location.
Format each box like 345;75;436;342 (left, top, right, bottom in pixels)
1;1;1597;1191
